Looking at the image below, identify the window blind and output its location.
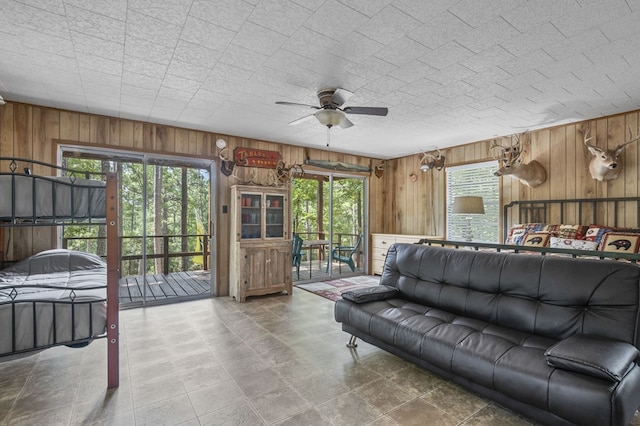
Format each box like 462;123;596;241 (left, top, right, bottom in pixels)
446;160;500;242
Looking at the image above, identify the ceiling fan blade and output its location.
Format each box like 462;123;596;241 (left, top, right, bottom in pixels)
339;116;354;129
330;88;353;107
288;114;316;125
276;101;319;109
343;106;388;116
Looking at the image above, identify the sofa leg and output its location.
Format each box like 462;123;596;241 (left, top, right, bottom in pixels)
347;335;358;348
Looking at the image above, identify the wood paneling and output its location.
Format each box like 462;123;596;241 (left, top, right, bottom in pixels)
3;101;640;281
384;110;640;241
0;102;380;295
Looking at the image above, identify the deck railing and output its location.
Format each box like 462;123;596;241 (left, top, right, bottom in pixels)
294;231;361;267
62;233;210;275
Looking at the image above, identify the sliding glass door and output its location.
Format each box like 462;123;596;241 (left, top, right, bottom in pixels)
60;147;215;307
292;172;367;282
325;176;366;277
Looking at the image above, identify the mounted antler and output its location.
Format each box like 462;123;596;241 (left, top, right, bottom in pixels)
419;149;445;171
273;160;304;185
492;133;546;188
584;127;639;181
374;160;384;178
218;145;236;177
490;134;522;165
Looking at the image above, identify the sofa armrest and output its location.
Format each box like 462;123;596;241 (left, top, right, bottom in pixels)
342;285;399;303
544;335;639;382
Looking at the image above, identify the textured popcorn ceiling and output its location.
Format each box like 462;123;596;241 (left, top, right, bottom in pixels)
1;0;639;158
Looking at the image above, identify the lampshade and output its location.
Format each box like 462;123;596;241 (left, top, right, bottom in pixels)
315;109;345;127
453;196;485;215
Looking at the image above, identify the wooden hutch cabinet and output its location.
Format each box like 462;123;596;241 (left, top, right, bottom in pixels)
229;185;292;302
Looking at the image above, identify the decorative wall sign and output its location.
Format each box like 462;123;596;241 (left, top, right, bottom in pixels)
234;148;281;169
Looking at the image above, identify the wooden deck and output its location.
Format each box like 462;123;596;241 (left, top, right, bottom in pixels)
118;265;361;306
293;262;365;284
119;271;211;306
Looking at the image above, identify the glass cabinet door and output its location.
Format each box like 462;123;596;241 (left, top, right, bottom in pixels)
241;193;262;239
265;194;284;238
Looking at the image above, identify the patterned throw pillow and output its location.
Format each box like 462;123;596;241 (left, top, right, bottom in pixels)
585;225;620;245
546;224;588;240
506;223;546;245
549;237;599;251
600;233;640;254
522;232;551;247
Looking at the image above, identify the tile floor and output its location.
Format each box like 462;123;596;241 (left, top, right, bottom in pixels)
0;287;636;425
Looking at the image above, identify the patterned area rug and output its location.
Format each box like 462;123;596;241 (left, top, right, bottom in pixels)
295;275;380;302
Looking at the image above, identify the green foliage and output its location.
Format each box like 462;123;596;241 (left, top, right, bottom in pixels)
63;157;210;275
292;176;364;247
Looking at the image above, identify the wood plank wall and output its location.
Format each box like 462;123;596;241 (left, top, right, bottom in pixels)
379;110;640;240
2;101;639;284
0;102;380;295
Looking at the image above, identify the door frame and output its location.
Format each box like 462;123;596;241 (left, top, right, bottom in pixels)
292;170;369;280
56;144;217;306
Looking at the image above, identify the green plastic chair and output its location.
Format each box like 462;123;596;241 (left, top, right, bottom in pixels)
292;234;303;279
326;235;362;273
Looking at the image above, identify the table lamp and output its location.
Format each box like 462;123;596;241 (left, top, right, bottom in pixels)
453;196;485;242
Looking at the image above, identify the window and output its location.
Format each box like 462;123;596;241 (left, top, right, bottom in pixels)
446;160;499;242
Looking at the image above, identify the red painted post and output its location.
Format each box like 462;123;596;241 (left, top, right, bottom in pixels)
106;172;119;389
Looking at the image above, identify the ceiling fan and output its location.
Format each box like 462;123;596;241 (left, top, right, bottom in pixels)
275;88;388;129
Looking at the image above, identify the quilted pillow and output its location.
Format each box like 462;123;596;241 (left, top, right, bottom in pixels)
585;225;622;245
522;232;551;247
599;232;640;254
546;224;588;240
505;223;546;245
549;237;598;251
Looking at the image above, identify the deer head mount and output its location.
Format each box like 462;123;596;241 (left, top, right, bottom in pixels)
583;127;639;181
419;149;445;172
218;146;236;177
491;132;547;188
272;160;304;185
374;161;384;178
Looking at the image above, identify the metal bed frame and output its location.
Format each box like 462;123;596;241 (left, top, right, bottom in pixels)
0;157;119;389
418;196;640;263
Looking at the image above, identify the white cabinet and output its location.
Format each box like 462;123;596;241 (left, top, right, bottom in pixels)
371;234;443;275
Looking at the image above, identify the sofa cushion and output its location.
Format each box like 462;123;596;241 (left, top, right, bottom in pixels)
544;335;639;382
342;285;399;303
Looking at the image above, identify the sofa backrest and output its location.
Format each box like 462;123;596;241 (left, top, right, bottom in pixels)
381;244;640;346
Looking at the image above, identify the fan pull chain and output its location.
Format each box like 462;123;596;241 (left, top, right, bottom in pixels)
326;127;331;148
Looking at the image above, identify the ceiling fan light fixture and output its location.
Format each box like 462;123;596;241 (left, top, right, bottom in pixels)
314;109;345;128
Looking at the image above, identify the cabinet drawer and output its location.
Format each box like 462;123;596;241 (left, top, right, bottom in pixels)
372;259;386;275
372;237;394;249
394;236;421;245
372;247;389;261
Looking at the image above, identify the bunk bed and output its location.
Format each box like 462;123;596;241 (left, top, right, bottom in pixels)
0;157;119;389
419;196;640;263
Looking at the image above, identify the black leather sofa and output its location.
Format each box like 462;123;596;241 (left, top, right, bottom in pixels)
335;244;640;425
